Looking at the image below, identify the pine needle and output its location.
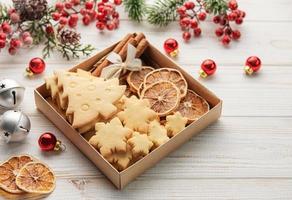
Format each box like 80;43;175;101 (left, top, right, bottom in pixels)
123;0;146;22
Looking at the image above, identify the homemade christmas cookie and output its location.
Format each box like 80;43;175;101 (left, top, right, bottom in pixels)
128;132;153;157
141;81;180;116
0;155;34;194
175;90;209;123
148;120;169;147
105;145;133;171
165;112;188;137
63;77;125;128
89;117;132;157
117;97;157;133
143;68;188;97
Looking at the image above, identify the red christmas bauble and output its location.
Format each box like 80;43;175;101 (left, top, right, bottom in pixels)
244;56;261;75
38;132;57;151
199;59;217;78
29;57;46;74
163;38;179;57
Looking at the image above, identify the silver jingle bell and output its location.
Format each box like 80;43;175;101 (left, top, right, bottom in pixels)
0;110;31;143
0;79;25;109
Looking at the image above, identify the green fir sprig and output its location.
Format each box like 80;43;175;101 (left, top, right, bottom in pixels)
123;0;146;22
204;0;228;15
147;0;186;26
0;4;9;24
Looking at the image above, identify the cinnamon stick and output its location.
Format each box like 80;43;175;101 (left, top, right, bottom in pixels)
119;37;137;61
134;33;145;45
92;33;134;76
135;38;149;58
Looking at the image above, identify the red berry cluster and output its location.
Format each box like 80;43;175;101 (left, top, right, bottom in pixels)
0;20;33;55
213;0;245;45
52;0;122;31
177;1;207;42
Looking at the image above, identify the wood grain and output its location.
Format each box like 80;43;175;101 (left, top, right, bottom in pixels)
0;0;292;199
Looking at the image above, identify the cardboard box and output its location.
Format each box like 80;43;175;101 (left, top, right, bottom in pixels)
34;39;222;189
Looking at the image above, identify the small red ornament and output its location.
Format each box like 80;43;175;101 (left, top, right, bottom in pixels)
163;38;179;57
26;57;46;77
244;56;261;75
38;132;66;152
199;59;217;78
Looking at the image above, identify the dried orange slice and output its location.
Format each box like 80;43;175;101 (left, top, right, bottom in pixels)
141;81;180;116
144;68;188;97
0;155;34;194
137;83;144;97
15;162;56;194
175;90;209;123
127;66;154;93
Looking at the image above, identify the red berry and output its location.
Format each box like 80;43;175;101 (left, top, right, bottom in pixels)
215;28;224;37
213;16;220;24
224;27;232;35
1;22;12;34
114;0;122;5
177;6;186;15
97;2;105;7
228;12;237;21
55;2;64;12
82;15;91;25
23;36;33;45
0;40;5;48
228;0;238;10
64;2;73;9
190;19;198;28
106;23;115;31
10;39;22;48
219;18;227;26
112;11;119;18
180;17;191;28
231;30;241;39
235;17;243;24
59;17;68;25
96;12;106;21
8;47;17;55
52;12;61;21
21;31;31;40
184;1;195;9
193;27;202;37
0;32;6;40
96;21;105;30
46;26;54;34
102;0;109;2
240;11;246;18
182;32;191;41
85;9;95;20
68;18;77;28
198;12;206;21
80;8;87;15
85;1;94;10
221;35;231;45
70;13;79;21
9;12;20;23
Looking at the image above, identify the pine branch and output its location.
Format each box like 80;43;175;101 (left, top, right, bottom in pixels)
57;43;95;60
0;4;9;24
204;0;228;15
123;0;146;22
147;0;186;26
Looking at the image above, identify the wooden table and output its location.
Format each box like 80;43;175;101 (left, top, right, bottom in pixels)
0;0;292;199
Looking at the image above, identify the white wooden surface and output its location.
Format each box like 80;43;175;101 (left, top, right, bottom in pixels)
1;0;292;199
